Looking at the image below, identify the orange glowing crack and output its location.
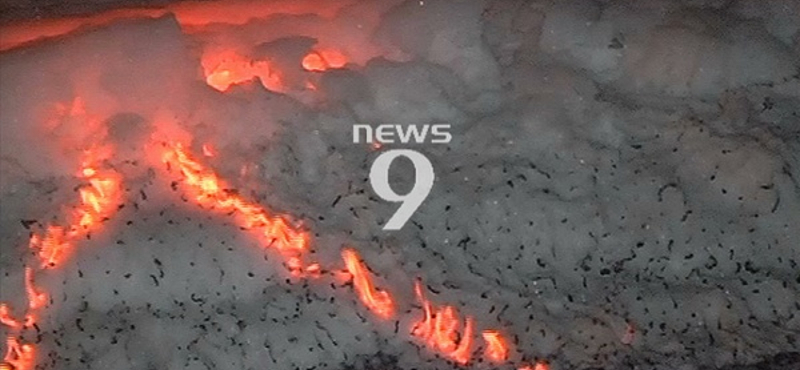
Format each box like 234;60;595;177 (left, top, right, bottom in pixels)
0;306;20;330
1;338;34;370
202;50;284;92
0;101;123;370
482;330;510;362
23;268;46;311
302;48;347;72
341;248;395;319
1;137;548;370
411;280;474;365
162;143;317;277
0;1;351;52
1;104;548;369
29;153;122;268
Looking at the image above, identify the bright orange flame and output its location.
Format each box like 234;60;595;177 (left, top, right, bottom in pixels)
23;268;46;311
483;330;510;362
0;108;122;369
0;305;21;330
302;49;347;72
163;143;316;276
202;50;284;92
301;53;325;71
29;227;67;268
28;152;121;268
1;338;34;370
411;280;474;364
341;248;394;319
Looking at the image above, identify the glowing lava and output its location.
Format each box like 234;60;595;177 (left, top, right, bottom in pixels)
162;142;318;277
483;329;510;362
341;248;395;319
302;48;348;72
202;50;284;92
0;306;21;330
29;149;122;268
0;3;553;365
412;280;475;365
0;0;350;52
1;338;34;370
0;97;122;370
2;137;547;369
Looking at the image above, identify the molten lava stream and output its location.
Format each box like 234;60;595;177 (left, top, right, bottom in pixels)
161;142;318;277
1;147;123;370
341;248;395;319
411;279;475;365
0;0;350;52
483;329;510;363
202;50;285;92
0;338;34;370
301;48;348;72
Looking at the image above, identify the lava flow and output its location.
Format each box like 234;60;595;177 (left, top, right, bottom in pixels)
159;144;534;367
1;2;551;366
483;330;511;362
2;138;547;370
1;146;122;370
202;50;285;92
301;48;348;72
201;46;348;93
411;279;476;365
31;153;122;268
0;0;350;52
0;338;34;370
341;248;395;319
162;142;319;277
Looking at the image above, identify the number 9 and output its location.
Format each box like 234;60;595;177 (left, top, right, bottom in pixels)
369;149;434;230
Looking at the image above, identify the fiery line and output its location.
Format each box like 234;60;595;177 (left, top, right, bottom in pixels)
2;146;122;370
2;141;548;370
162;142;319;277
341;248;395;319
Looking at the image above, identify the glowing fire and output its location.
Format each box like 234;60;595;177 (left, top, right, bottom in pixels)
0;96;123;369
29;150;122;268
0;3;552;367
482;330;510;362
202;50;284;92
0;306;20;330
23;268;46;311
1;338;34;370
1;150;121;369
1;138;544;369
0;1;350;52
302;48;348;72
341;248;395;319
162;142;318;277
411;280;475;364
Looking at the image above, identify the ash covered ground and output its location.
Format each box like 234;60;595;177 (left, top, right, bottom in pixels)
0;1;799;370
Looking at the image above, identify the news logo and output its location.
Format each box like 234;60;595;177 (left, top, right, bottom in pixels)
353;124;451;230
